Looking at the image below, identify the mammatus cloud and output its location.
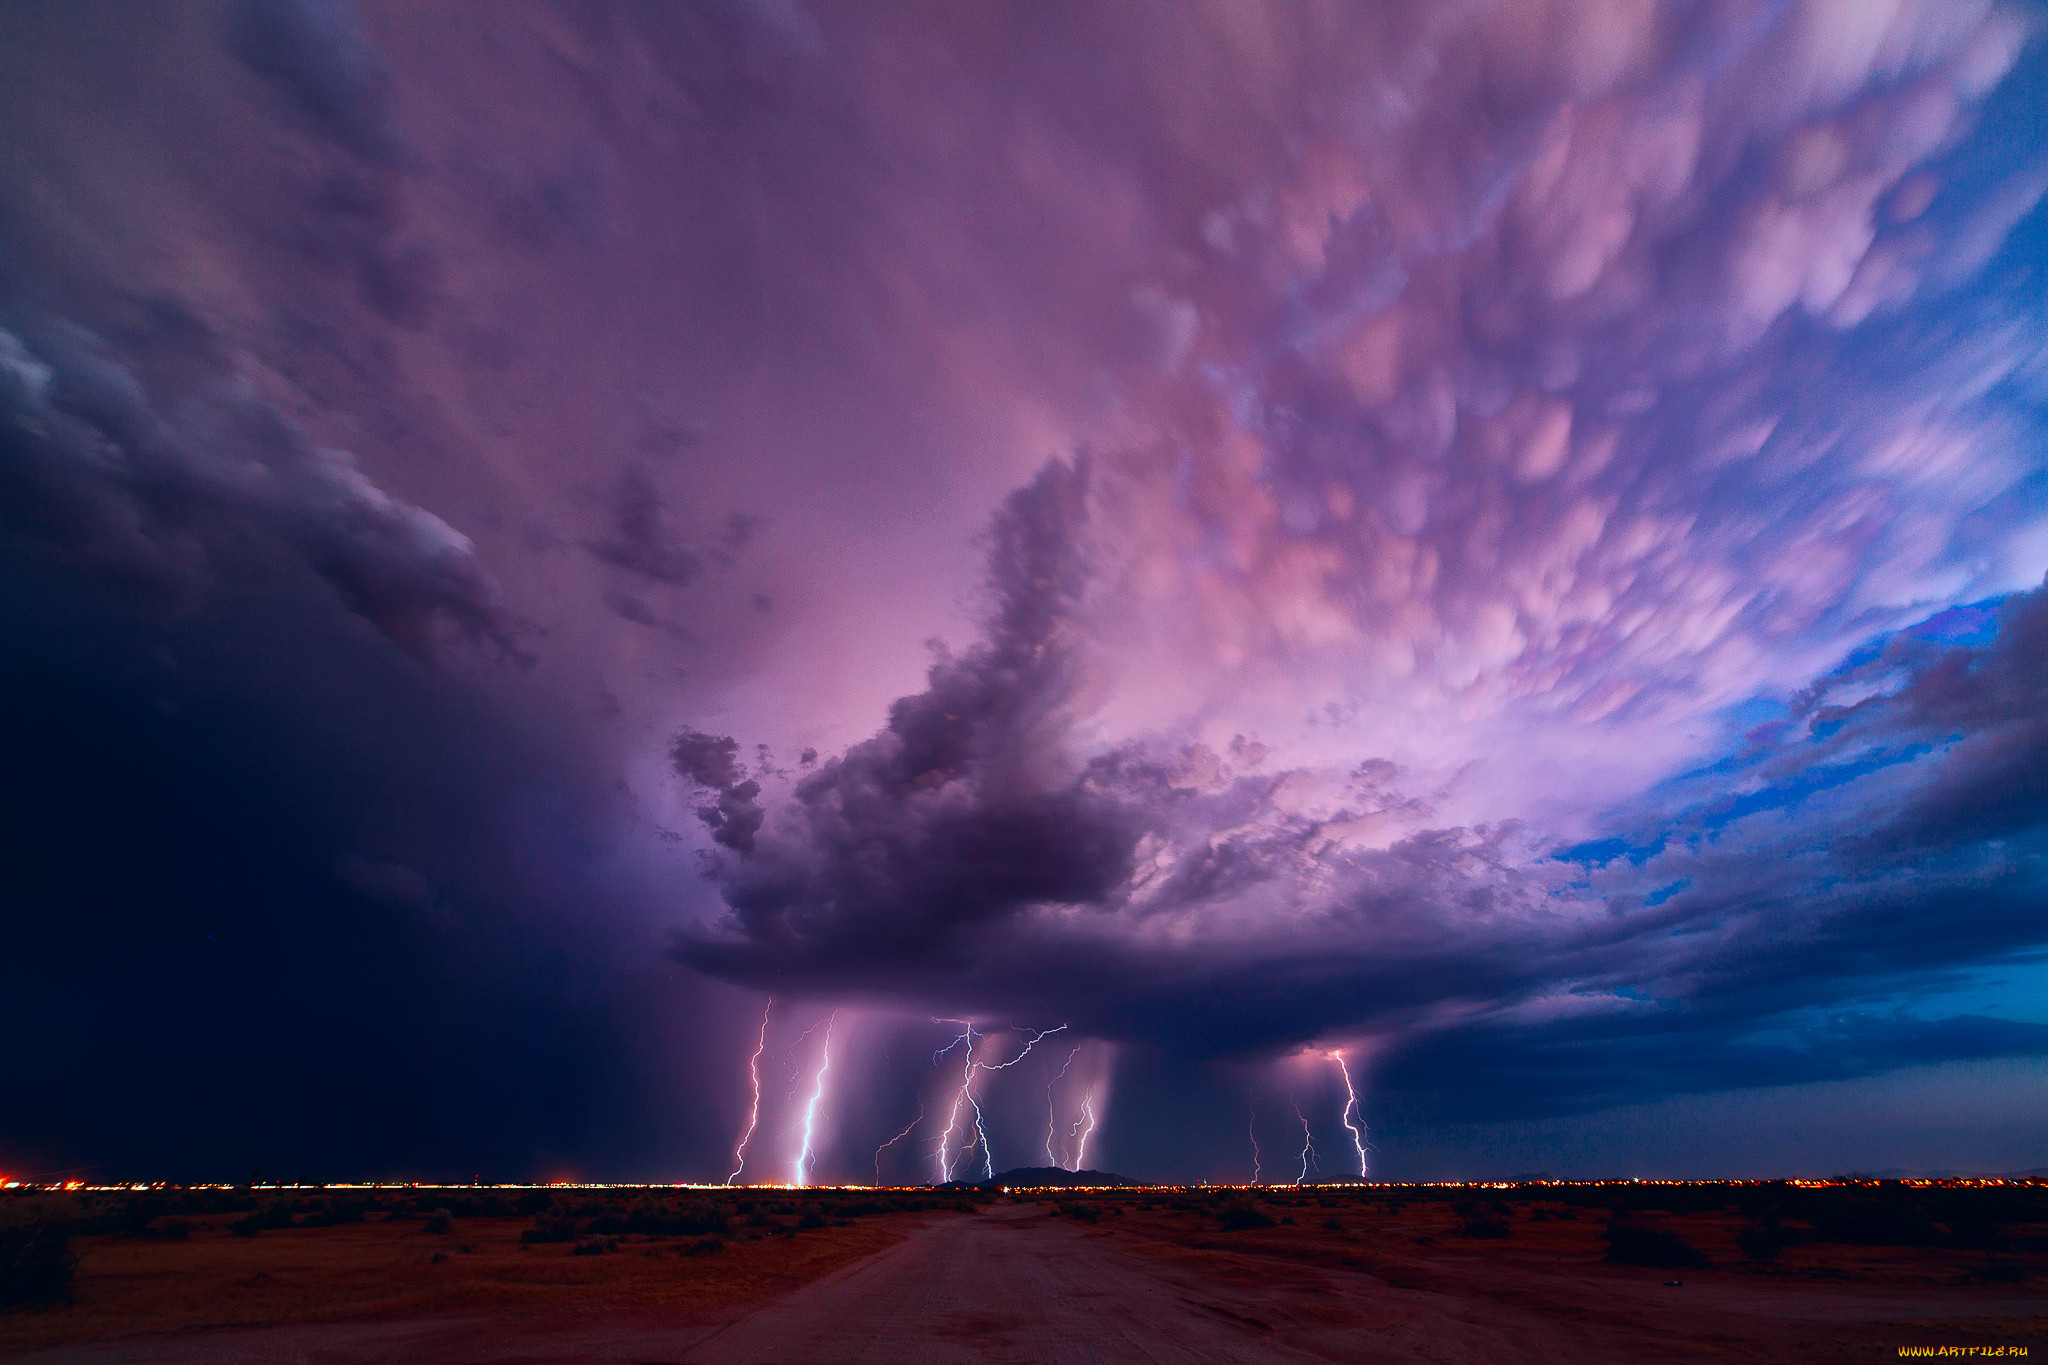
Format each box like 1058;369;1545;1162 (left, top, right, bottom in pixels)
678;463;2048;1113
3;0;2044;1178
665;0;2048;1112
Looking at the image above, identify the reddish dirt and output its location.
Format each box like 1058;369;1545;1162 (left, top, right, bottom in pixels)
5;1195;2044;1362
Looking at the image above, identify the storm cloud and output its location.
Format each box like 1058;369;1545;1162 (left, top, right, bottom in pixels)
667;0;2048;1126
3;0;2044;1180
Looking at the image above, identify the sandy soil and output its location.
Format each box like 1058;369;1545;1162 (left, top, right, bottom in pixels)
0;1207;933;1361
685;1200;2045;1364
6;1194;2044;1362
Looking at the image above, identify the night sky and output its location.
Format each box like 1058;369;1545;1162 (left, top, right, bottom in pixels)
3;0;2046;1187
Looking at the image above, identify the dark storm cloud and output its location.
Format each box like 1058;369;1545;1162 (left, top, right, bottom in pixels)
0;3;746;1180
1381;1001;2048;1124
676;459;1141;976
1811;584;2048;854
677;450;2048;1110
0;549;669;1180
6;0;2046;1183
590;467;703;587
228;0;402;165
671;729;765;854
0;317;514;659
0;292;716;1177
490;143;620;253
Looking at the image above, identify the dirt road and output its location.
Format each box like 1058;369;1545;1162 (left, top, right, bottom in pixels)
681;1201;1326;1364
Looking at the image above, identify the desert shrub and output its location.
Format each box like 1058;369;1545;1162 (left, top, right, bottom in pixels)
422;1209;454;1235
0;1223;76;1309
522;1212;579;1244
1963;1260;2026;1284
308;1199;367;1227
229;1214;264;1238
1604;1222;1706;1268
570;1236;615;1256
261;1201;296;1230
624;1198;728;1236
514;1191;554;1217
153;1219;191;1241
1215;1202;1275;1231
1459;1215;1511;1239
686;1236;724;1256
1945;1220;2009;1251
1808;1198;1937;1247
798;1208;827;1230
584;1214;626;1235
1058;1202;1098;1223
1736;1227;1782;1261
114;1198;166;1237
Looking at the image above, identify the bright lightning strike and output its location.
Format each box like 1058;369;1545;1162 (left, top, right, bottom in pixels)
978;1023;1067;1071
792;1011;837;1188
874;1105;922;1188
725;998;771;1187
968;1085;994;1179
1248;1105;1262;1186
931;1020;1068;1181
931;1021;978;1183
1046;1044;1081;1167
1067;1098;1097;1173
1292;1101;1318;1186
785;1014;830;1103
1329;1050;1369;1179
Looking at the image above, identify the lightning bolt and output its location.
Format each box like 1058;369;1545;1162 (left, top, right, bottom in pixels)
1068;1098;1097;1172
725;998;771;1187
1292;1101;1318;1186
785;1014;830;1103
929;1021;1068;1181
793;1011;837;1188
969;1087;993;1179
931;1021;978;1183
978;1023;1068;1071
1046;1044;1081;1167
958;1022;1064;1179
1248;1105;1263;1185
874;1104;922;1187
1329;1050;1369;1179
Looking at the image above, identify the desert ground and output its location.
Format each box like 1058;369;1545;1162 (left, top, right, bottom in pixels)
2;1183;2043;1362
